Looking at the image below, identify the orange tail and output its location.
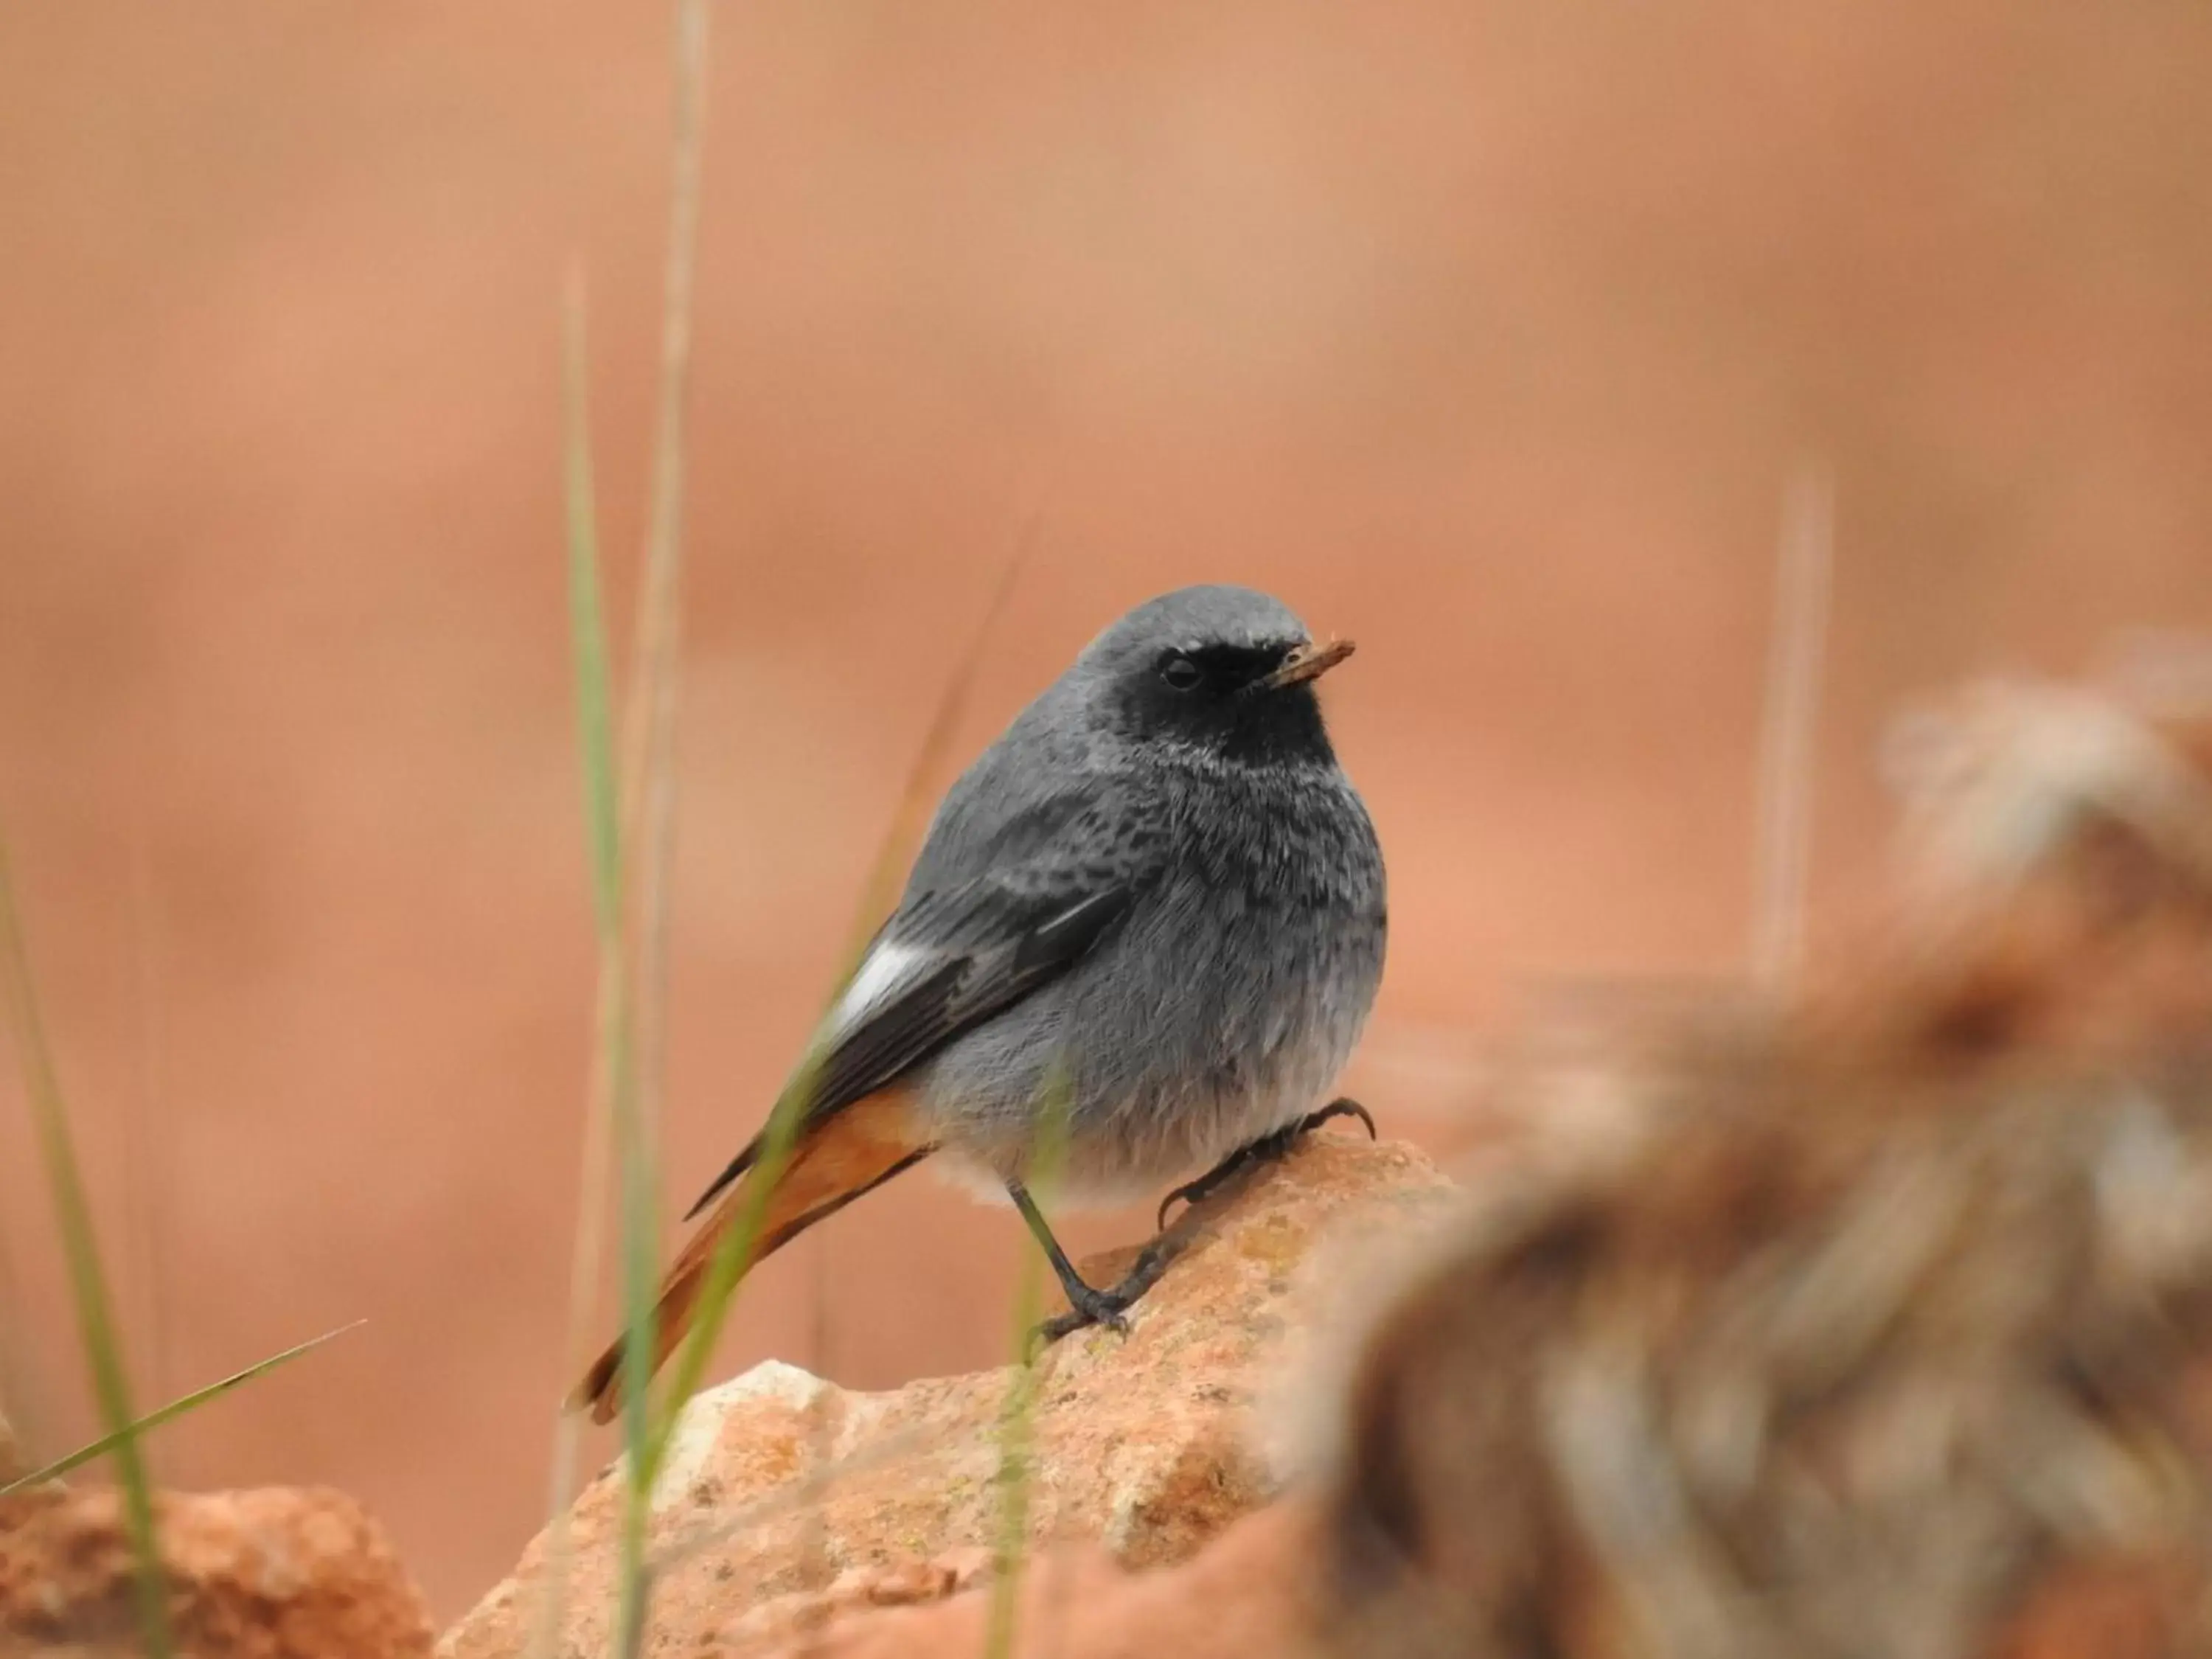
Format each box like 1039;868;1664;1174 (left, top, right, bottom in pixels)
569;1093;929;1425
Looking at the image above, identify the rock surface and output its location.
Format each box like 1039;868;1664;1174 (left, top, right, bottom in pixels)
441;1133;1454;1659
780;1498;1327;1659
0;1483;435;1659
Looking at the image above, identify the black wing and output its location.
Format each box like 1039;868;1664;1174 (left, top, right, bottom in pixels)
681;789;1148;1219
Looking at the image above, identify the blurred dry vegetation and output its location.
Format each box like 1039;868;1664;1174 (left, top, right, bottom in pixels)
4;0;2212;1622
1317;675;2212;1658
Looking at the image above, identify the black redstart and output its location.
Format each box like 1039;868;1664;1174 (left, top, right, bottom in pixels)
574;583;1387;1422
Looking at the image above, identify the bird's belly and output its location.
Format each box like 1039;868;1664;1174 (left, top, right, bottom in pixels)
922;1077;1322;1213
1066;1087;1321;1208
917;946;1377;1208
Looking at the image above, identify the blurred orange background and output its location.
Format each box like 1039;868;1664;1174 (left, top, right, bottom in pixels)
4;0;2211;1617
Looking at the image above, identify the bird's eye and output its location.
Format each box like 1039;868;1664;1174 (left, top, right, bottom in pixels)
1158;652;1203;692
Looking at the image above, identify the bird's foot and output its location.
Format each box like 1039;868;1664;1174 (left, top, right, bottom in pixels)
1155;1096;1378;1232
1031;1231;1185;1350
1010;1177;1183;1352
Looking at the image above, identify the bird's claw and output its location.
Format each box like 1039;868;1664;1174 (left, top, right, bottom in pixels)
1304;1096;1377;1141
1032;1300;1124;1351
1155;1096;1379;1231
1029;1234;1183;1350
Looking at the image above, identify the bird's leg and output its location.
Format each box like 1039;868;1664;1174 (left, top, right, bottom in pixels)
1007;1100;1381;1348
1032;1232;1186;1346
1007;1180;1191;1346
1007;1179;1134;1335
1154;1096;1377;1231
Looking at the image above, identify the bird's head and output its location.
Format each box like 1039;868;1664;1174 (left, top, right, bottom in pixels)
1072;584;1356;768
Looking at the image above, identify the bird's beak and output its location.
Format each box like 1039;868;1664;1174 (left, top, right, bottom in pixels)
1258;636;1356;692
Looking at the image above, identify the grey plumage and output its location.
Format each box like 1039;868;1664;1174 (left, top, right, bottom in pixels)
900;585;1389;1200
688;582;1388;1210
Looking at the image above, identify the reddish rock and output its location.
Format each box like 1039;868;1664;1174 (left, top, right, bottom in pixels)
788;1499;1326;1659
0;1483;434;1659
439;1133;1454;1659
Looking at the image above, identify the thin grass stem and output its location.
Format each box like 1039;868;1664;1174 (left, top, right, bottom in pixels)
640;526;1034;1480
611;3;713;1652
984;1069;1072;1659
526;268;629;1659
0;838;170;1655
1;1321;364;1495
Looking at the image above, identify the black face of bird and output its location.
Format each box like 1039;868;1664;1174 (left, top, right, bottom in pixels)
1111;633;1356;767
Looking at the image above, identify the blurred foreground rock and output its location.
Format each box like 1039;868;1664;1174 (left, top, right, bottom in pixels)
0;1484;434;1659
441;1133;1453;1659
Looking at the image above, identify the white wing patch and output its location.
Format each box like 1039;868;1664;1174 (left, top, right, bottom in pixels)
829;940;926;1034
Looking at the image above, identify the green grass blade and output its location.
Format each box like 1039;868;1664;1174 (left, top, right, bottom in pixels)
553;2;1034;1635
0;835;171;1655
611;1;712;1649
0;1321;366;1496
640;531;1035;1480
641;1048;812;1472
983;1282;1044;1659
611;985;651;1659
552;257;653;1659
984;1068;1072;1659
858;524;1035;935
527;269;630;1659
563;271;622;939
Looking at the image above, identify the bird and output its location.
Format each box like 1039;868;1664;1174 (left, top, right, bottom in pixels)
571;583;1388;1424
